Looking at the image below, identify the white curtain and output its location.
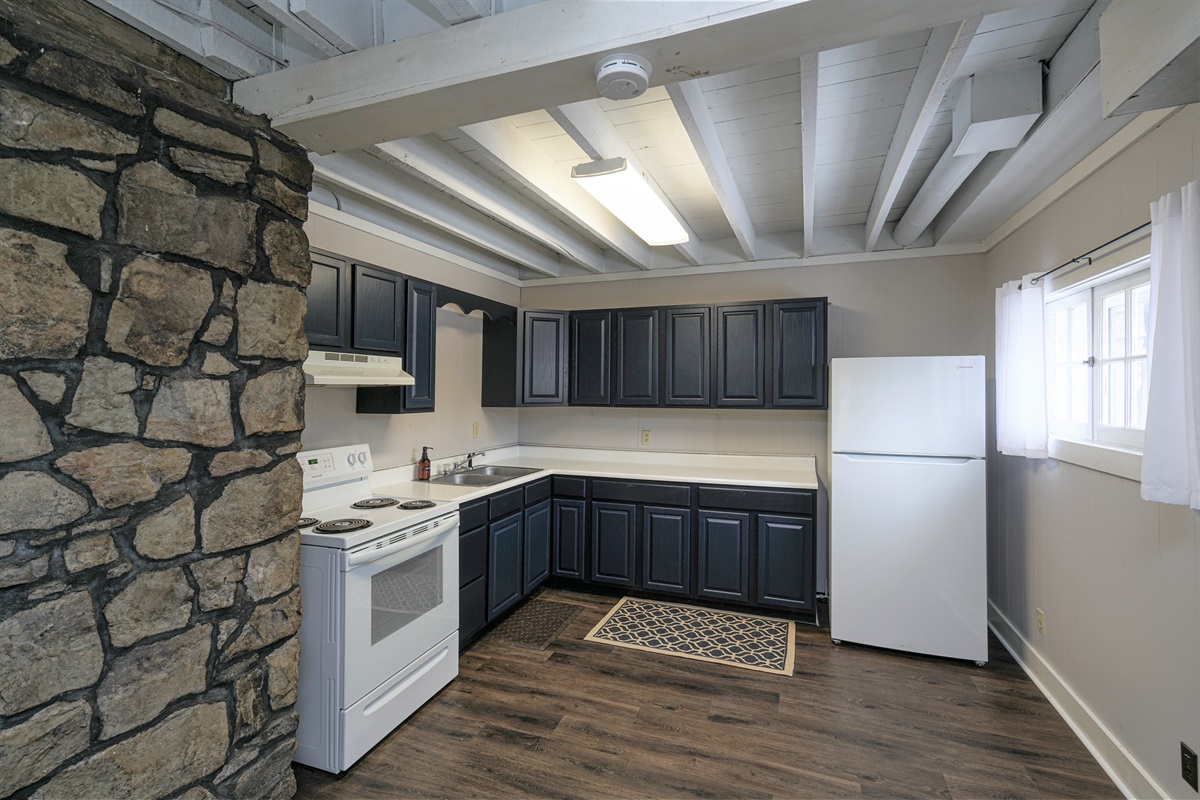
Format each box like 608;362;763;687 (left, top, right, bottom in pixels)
995;274;1048;458
1141;179;1200;509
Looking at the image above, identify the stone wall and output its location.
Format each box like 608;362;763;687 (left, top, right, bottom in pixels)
0;2;312;797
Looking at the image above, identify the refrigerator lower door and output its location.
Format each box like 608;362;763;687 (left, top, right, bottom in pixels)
830;452;987;663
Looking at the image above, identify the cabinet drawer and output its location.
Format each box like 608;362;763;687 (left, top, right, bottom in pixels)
591;479;691;507
489;487;524;520
459;525;487;588
698;486;812;515
552;476;586;497
524;477;551;506
459;499;488;532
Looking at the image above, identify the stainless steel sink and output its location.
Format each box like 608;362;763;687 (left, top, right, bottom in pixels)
428;465;542;486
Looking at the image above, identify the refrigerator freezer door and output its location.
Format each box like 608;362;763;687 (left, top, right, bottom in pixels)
830;452;987;663
831;356;985;458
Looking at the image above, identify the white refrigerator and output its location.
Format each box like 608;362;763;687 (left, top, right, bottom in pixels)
829;355;988;664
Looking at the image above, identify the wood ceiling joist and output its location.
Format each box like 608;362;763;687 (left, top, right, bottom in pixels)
863;17;980;251
799;53;819;258
373;136;608;273
666;79;763;261
459;118;657;270
232;0;1040;154
548;101;706;266
310;151;564;277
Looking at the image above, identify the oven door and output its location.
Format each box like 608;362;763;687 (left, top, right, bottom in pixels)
340;519;459;708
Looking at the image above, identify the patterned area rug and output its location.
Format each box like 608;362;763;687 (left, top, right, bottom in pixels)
490;597;582;650
585;597;795;675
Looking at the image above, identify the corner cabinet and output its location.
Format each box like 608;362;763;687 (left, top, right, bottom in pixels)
482;310;568;406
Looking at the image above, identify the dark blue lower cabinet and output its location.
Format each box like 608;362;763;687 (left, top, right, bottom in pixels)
524;499;551;594
487;512;523;619
552;498;586;579
641;505;691;596
697;510;751;603
755;514;815;612
460;576;487;643
590;501;636;587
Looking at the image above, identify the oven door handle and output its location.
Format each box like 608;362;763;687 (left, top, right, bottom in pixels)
344;524;457;569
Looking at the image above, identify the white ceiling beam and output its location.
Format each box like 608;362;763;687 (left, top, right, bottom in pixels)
232;0;1039;153
863;17;979;251
373;136;608;273
932;0;1130;243
799;53;819;258
290;0;378;52
311;151;564;277
427;0;488;25
459;119;657;270
665;81;756;262
251;0;344;55
548;101;705;266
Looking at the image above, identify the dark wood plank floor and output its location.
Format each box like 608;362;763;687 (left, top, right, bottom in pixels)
294;588;1119;800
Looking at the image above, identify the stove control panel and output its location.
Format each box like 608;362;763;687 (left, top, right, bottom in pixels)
297;444;374;489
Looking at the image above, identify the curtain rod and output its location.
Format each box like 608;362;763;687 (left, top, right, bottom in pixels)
1022;221;1151;289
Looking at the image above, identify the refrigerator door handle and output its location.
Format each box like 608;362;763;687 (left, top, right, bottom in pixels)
836;453;978;465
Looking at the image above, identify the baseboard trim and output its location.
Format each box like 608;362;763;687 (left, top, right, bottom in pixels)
987;602;1167;800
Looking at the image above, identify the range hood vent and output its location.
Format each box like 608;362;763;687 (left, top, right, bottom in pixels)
303;350;415;387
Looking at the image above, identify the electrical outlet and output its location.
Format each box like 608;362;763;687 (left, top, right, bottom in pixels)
641;430;651;445
1183;742;1198;791
1036;608;1045;636
472;421;479;439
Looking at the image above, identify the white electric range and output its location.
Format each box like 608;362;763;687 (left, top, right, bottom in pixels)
294;444;460;774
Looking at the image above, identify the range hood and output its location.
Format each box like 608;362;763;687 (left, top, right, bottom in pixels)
302;350;415;387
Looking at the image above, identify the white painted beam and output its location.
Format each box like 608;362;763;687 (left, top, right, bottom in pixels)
311;151;564;277
863;17;979;251
427;0;488;25
548;100;705;266
233;0;1039;153
459;118;657;270
799;53;819;258
252;0;344;56
665;81;756;262
374;136;608;272
291;0;378;52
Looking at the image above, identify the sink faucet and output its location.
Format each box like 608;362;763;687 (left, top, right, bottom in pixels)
452;451;486;471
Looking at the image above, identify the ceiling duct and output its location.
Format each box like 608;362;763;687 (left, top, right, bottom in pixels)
893;64;1043;247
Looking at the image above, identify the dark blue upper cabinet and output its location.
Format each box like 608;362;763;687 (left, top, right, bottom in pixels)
351;263;404;353
615;308;659;406
404;279;436;411
305;254;350;349
663;305;711;406
771;299;827;409
715;303;766;407
522;310;568;405
569;310;612;405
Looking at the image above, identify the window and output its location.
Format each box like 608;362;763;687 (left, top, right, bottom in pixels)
1045;261;1150;451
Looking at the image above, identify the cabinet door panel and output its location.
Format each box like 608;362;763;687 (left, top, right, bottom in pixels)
306;254;350;348
772;299;827;408
523;310;568;404
756;514;815;611
664;306;711;406
641;506;691;596
569;310;612;405
716;304;765;407
552;499;586;579
352;263;404;353
460;576;487;645
697;511;751;603
615;309;659;405
405;279;436;410
488;512;523;619
524;499;552;594
590;501;636;587
459;526;487;588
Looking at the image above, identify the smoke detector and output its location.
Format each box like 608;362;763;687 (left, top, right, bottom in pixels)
595;53;651;101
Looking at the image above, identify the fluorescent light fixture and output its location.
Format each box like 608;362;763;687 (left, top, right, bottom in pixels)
571;157;688;246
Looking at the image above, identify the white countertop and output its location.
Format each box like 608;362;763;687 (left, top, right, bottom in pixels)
371;445;819;504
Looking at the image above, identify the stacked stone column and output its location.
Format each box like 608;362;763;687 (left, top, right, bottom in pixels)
0;4;312;797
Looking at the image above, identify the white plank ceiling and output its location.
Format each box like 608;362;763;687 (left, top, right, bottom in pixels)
94;0;1140;282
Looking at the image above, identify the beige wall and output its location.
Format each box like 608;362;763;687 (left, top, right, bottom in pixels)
302;307;520;472
985;105;1200;798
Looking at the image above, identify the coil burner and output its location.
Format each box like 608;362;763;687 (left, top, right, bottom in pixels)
298;517;320;529
398;500;437;510
351;497;399;509
313;518;373;534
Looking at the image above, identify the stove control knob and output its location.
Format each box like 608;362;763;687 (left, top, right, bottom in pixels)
357;452;367;465
347;453;356;467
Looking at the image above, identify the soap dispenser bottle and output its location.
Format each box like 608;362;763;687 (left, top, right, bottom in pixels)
417;447;432;481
